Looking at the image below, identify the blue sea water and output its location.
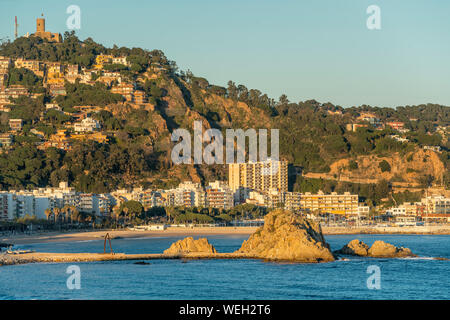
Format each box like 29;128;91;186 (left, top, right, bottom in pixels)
0;234;449;300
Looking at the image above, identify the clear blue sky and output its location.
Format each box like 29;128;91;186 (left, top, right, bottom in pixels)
1;0;449;108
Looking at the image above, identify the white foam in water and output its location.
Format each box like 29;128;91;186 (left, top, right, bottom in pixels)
400;256;436;260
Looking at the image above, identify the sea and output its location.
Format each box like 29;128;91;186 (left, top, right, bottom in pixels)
0;234;449;300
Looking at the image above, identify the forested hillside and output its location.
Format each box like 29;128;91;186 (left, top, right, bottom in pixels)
0;32;448;203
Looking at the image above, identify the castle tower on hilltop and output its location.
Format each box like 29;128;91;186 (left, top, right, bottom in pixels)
31;15;61;43
36;17;45;33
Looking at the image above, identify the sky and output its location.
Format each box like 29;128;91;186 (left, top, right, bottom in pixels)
1;0;449;108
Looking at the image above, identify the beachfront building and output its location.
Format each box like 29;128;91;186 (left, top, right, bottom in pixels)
357;205;370;217
205;181;234;210
245;191;266;206
228;158;288;202
422;195;450;215
300;191;359;216
173;182;206;207
385;205;419;225
284;192;302;212
0;182;115;221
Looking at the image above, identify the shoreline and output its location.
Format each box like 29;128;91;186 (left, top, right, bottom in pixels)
1;225;450;246
0;227;258;245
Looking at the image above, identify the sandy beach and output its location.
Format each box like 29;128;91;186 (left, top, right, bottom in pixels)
0;227;258;245
2;224;450;246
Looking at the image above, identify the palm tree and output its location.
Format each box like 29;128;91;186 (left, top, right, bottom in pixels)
44;209;52;222
111;207;120;229
62;205;71;224
53;207;61;224
122;207;129;224
69;206;78;225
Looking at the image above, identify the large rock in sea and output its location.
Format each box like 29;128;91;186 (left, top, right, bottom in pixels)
335;239;369;256
368;240;415;258
163;237;217;255
336;240;415;258
235;209;335;263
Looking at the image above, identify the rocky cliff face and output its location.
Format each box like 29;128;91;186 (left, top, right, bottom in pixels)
235;209;335;263
163;237;217;255
327;149;445;185
335;239;415;258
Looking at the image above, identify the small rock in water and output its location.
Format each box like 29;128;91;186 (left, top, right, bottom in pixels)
335;239;416;258
164;237;217;255
134;261;151;265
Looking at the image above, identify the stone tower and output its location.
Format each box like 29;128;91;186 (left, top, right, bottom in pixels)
36;18;45;33
31;16;61;43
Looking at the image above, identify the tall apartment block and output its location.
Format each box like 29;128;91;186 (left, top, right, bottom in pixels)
228;159;288;194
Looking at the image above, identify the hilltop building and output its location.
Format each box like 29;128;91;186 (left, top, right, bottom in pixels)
9;119;23;131
31;17;62;43
73;117;101;133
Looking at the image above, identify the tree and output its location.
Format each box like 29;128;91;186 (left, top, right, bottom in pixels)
120;201;143;223
378;160;391;172
70;208;81;224
44;208;52;222
111;206;121;228
348;160;358;170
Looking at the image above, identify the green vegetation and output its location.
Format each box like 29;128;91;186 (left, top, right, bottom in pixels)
378;160;391;172
0;33;448;195
55;81;124;108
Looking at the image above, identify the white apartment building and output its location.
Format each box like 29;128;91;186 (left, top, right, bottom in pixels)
0;182;113;221
385;207;406;216
112;56;129;65
229;158;288;203
174;181;206;207
284;192;302;212
205;181;234;210
357;206;370;216
300;191;359;216
74;117;101;133
422;195;450;215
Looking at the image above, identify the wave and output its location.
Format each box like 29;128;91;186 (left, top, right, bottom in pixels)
400;256;443;261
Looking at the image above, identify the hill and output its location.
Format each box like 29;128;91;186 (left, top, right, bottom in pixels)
0;32;448;206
